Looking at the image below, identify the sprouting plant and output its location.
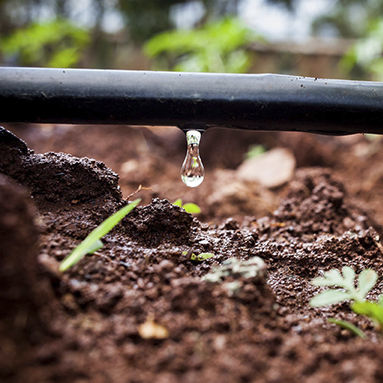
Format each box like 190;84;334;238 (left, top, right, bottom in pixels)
182;250;214;262
310;267;377;305
59;199;141;272
245;144;266;160
310;266;382;337
173;199;201;214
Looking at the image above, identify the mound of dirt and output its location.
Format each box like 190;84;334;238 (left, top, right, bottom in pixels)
0;174;50;380
0;127;121;206
253;168;375;239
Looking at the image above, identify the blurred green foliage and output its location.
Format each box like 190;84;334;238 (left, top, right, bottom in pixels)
245;144;266;160
0;0;241;68
341;19;383;80
144;18;260;72
117;0;240;42
0;19;89;67
2;0;383;73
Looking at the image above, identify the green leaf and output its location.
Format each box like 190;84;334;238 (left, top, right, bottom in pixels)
144;17;260;73
352;301;383;327
328;318;366;339
310;290;351;307
182;203;201;214
173;199;182;207
324;269;344;284
312;276;341;287
59;199;141;272
190;252;214;262
357;269;378;300
342;266;356;290
245;144;266;160
312;268;346;287
87;239;103;254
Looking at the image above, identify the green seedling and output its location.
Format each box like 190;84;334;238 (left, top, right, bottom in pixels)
327;318;366;339
245;144;266;160
182;250;214;262
59;199;141;272
310;266;383;337
173;199;201;214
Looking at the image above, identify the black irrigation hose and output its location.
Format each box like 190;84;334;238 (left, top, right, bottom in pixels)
1;66;383;135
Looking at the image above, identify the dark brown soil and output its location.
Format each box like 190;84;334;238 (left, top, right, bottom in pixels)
2;125;383;382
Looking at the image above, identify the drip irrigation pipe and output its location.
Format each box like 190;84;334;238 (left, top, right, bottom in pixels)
1;67;383;135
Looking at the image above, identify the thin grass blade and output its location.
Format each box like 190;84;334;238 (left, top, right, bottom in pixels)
60;198;141;272
328;318;365;338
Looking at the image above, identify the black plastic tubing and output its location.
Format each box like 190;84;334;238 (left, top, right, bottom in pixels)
1;67;383;135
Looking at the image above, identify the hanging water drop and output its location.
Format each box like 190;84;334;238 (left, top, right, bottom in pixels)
181;130;204;187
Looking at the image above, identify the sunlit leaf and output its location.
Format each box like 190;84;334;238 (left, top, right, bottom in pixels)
182;203;201;214
310;290;351;307
172;199;183;207
342;266;356;290
312;276;340;287
323;269;344;285
357;269;378;300
352;301;383;327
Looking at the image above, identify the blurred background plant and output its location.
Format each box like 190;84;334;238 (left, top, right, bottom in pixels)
1;0;383;79
0;19;89;67
144;18;261;72
341;19;383;81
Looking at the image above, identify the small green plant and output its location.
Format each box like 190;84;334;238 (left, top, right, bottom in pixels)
173;199;201;214
182;250;214;262
245;144;266;160
310;266;383;337
60;199;141;272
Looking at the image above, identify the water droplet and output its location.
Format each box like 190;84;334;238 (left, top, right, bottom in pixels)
181;130;204;187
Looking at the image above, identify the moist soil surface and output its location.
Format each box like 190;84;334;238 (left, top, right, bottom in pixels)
2;125;383;382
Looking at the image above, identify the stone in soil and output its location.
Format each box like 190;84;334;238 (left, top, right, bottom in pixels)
237;147;296;188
